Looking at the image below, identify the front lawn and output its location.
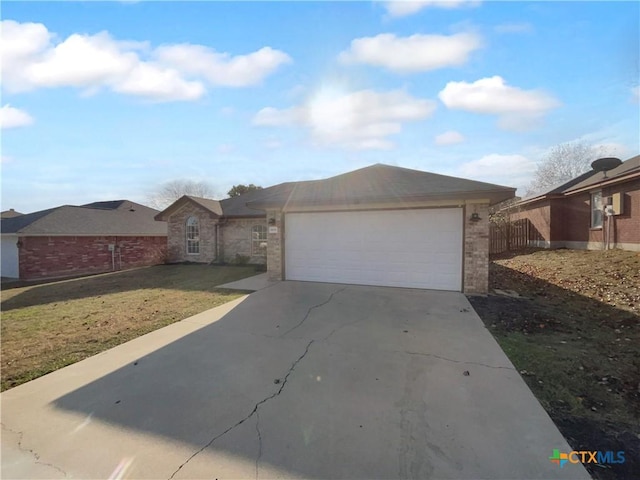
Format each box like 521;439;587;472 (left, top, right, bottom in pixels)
1;265;258;391
468;248;639;480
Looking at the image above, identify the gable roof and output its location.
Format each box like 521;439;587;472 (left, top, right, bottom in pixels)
247;164;515;210
516;154;640;206
154;184;301;220
1;200;166;236
154;195;223;221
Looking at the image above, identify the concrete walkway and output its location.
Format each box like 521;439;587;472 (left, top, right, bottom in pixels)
217;272;273;291
1;282;589;479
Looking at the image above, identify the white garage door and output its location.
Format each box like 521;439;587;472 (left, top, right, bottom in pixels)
285;208;463;291
1;236;20;279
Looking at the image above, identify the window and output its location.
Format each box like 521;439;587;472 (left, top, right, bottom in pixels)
252;225;267;256
186;216;200;254
591;191;603;228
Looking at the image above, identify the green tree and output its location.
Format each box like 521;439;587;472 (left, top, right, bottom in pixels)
227;184;263;198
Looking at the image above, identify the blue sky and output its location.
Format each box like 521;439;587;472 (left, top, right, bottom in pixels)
2;0;639;213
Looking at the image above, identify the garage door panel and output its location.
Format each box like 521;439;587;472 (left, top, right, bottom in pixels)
285;209;463;291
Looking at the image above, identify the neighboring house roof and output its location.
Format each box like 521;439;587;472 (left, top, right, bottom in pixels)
563;154;639;193
516;154;640;206
247;164;515;210
1;200;167;236
1;209;23;218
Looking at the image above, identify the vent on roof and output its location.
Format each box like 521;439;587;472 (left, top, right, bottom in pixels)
591;157;622;178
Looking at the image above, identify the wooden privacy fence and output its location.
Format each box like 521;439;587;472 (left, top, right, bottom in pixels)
490;219;530;254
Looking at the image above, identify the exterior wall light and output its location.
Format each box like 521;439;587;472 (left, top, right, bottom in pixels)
268;218;276;225
470;212;481;222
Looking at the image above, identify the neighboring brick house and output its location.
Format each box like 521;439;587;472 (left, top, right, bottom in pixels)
0;200;167;280
510;155;639;251
158;164;515;294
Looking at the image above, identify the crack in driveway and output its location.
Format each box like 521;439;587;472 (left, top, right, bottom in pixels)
280;287;347;337
405;351;515;370
254;411;262;480
168;340;314;480
1;423;68;477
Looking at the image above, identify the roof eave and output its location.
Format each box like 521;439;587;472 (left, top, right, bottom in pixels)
247;188;516;210
563;170;640;195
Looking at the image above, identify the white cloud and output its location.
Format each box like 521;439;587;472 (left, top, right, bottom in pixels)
632;86;640;103
438;76;560;130
0;20;290;102
253;88;436;150
339;32;482;73
154;44;291;87
384;1;481;18
23;32;138;89
435;130;465;145
0;105;34;129
494;22;534;34
457;154;536;188
112;62;205;101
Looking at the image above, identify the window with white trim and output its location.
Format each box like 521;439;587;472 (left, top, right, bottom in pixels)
591;191;603;228
252;225;267;256
186;216;200;254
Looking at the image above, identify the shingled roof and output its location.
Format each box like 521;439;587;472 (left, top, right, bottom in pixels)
246;164;515;210
155;183;300;220
1;200;167;236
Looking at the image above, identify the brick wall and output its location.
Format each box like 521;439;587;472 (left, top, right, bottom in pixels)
19;235;167;280
464;203;489;295
512;179;639;250
266;209;283;281
220;218;267;264
165;202;268;264
166;203;218;263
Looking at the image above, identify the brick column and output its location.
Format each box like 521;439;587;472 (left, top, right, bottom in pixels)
266;209;283;281
463;203;490;294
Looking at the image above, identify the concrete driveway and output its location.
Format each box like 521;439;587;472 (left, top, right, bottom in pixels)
1;282;589;479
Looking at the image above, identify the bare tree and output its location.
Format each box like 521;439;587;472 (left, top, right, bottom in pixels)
527;142;613;195
147;179;215;209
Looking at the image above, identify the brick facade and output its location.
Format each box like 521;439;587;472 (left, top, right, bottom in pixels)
18;235;167;280
220;218;267;264
463;203;490;295
165;203;268;264
266;210;283;281
510;178;639;251
167;203;218;263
